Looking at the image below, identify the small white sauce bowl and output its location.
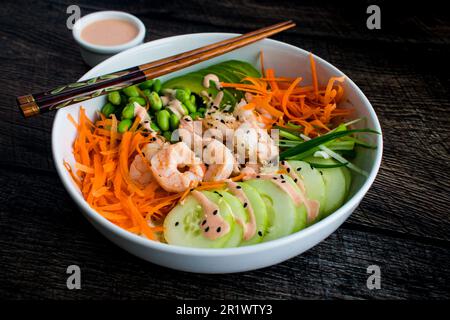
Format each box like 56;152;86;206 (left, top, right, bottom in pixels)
72;11;146;67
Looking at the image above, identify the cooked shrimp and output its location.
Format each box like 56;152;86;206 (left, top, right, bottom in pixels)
129;154;154;186
177;116;203;157
151;142;204;192
129;138;166;186
233;98;258;124
203;139;235;182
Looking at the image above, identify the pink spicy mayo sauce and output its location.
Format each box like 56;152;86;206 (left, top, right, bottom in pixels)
81;19;139;46
243;170;320;223
227;181;257;240
191;190;230;240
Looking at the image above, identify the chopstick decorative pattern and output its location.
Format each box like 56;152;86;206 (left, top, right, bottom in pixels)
17;21;295;118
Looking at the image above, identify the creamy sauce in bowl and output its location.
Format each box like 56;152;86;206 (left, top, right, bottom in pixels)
81;19;139;46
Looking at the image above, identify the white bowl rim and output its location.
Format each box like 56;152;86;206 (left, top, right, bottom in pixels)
72;10;146;54
52;32;383;257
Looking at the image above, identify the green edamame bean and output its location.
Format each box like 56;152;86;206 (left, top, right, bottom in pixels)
175;89;190;103
190;94;196;105
101;102;116;118
190;112;203;120
121;103;135;120
163;131;172;141
184;99;197;113
169;113;180;130
128;96;146;106
150;122;160;132
149;91;163;111
107;91;121;105
138;80;154;90
180;103;189;115
153;79;162;93
156;110;170;131
122;85;140;97
142;89;151;98
118;119;132;133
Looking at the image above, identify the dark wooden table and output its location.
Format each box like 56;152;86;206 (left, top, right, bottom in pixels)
1;0;449;300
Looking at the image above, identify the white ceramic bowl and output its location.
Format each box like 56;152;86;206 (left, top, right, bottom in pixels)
72;11;146;67
52;33;383;273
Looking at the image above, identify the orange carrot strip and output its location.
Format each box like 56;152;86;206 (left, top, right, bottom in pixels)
309;53;319;101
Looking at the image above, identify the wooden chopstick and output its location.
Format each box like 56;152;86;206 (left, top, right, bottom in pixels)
18;21;295;118
21;20;294;107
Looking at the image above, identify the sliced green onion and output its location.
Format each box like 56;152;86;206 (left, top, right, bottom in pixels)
299;132;369;176
319;145;369;177
279;130;302;141
308;161;349;168
341;136;377;149
328;140;355;151
279;129;379;159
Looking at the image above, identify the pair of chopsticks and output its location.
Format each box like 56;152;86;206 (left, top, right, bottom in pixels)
18;20;295;118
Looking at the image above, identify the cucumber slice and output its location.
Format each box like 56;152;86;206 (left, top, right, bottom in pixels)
284;175;308;232
216;191;244;247
245;179;297;242
219;183;269;246
305;157;347;217
287;160;326;218
342;166;352;195
237;182;269;246
163;191;236;248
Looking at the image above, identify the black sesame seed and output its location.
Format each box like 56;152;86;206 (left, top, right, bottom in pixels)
205;226;210;232
209;93;212;97
213;210;218;215
258;231;263;237
273;177;277;180
185;118;191;122
281;160;285;165
142;152;146;157
243;202;248;208
216;227;221;233
281;180;286;183
236;185;242;189
280;174;284;179
294;178;298;183
144;120;149;124
202;220;207;226
220;119;225;124
236;116;240;121
296;167;302;172
175;221;179;226
287;168;291;173
320;171;323;175
256;175;260;179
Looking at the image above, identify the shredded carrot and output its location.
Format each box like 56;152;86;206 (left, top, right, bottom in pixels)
221;52;350;136
65;108;191;240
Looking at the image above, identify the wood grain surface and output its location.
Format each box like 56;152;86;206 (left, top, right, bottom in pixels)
0;0;449;299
